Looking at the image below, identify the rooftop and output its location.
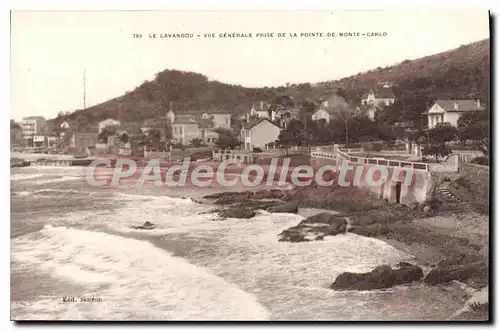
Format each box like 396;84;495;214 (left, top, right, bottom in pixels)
433;100;485;112
242;118;279;130
366;88;396;99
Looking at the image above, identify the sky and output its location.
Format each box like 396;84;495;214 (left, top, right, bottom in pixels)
10;10;490;121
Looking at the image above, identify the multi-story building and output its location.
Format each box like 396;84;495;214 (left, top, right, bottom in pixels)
240;118;281;151
172;121;201;145
21;116;46;140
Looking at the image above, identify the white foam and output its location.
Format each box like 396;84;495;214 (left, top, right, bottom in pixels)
10;173;44;181
13;191;31;196
11;226;270;320
33;188;86;195
33;176;82;185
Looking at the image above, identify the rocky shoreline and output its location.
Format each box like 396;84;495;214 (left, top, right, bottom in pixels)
201;185;489;320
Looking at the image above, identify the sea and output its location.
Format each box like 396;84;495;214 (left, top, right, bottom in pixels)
10;166;469;321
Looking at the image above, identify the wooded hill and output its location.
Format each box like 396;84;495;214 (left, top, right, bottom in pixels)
59;38;489;128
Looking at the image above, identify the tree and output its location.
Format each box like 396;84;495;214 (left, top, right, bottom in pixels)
331;104;356;146
423;122;458;161
98;125;118;143
119;132;129;144
277;130;294;155
214;128;239;150
190;138;204;147
457;110;489;153
76;115;89;131
146;129;162;150
10;119;20;129
428;122;458;144
163;119;173;142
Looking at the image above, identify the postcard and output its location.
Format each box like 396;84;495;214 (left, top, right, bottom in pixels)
10;10;490;321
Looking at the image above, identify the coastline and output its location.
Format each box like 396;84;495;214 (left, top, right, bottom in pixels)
201;182;489;320
11;165;488;320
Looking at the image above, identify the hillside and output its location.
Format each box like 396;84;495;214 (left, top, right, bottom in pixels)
60;38;490;128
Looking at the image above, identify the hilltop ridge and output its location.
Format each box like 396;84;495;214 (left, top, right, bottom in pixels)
59;38;489;127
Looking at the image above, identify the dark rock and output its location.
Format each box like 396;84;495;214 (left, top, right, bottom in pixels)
288;234;308;242
214;194;253;205
218;207;256;219
204;191;254;205
278;212;348;243
424;261;488;287
252;189;284;200
315;235;324;241
131;221;156;230
330;264;424;291
436;253;483;268
268;200;299;214
236;200;276;211
11;158;30;168
203;191;251;200
300;212;347;235
397;262;414;267
348;224;390;237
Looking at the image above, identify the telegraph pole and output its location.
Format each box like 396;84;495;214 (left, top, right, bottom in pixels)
83;70;86;109
345;107;349;147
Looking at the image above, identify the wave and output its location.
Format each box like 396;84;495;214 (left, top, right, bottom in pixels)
11;226;270;320
32;176;83;185
12;191;31;197
33;188;87;195
10;173;44;181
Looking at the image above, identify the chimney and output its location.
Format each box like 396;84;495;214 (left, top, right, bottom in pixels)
476;99;481;107
454;102;458;110
271;110;276;122
260;100;264;109
246;113;249;122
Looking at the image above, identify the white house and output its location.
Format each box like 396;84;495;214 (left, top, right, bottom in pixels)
98;118;121;133
240;118;281;151
311;108;332;123
250;101;271;119
59;120;71;129
311;93;352;124
361;88;396;107
201;113;232;128
427;99;484;129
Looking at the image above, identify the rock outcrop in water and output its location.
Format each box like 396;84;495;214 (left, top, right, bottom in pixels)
11;158;30;168
278;212;347;242
330;263;424;291
268;200;299;213
218;207;256;219
424;261;488;287
131;221;156;230
204;189;286;204
203;189;299;219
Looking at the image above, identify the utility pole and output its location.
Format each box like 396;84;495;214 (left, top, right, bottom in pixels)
344;107;349;147
83;70;86;109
